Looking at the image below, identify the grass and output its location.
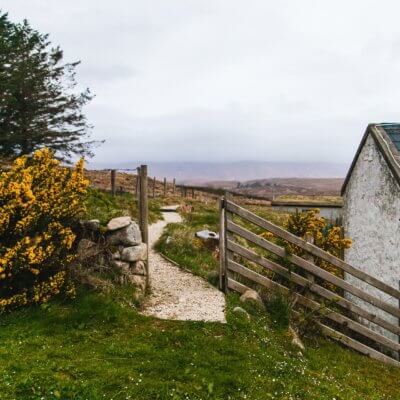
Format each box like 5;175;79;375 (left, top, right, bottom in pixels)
0;289;399;399
155;199;289;285
85;187;162;225
155;200;220;285
2;194;400;399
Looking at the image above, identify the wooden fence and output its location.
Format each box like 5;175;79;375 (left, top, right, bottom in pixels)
219;198;400;366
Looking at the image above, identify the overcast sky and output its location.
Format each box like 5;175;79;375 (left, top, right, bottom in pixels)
4;1;400;165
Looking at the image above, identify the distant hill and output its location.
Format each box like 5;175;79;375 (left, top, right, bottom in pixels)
87;161;348;182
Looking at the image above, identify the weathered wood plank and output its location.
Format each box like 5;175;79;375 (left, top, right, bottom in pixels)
228;259;400;353
319;324;400;367
219;198;227;292
227;239;400;336
110;169;116;195
227;277;247;293
227;276;399;366
139;165;149;288
226;220;400;319
226;200;400;300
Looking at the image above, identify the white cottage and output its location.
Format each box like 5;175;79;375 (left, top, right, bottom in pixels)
342;123;400;340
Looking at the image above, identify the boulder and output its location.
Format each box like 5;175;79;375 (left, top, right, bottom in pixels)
107;221;142;246
160;205;180;212
106;216;131;231
80;219;100;231
240;289;264;309
110;259;130;270
120;244;147;262
111;260;144;288
232;306;250;320
289;326;305;351
131;261;147;275
195;230;219;241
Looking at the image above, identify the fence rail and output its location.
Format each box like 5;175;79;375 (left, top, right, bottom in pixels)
219;198;400;366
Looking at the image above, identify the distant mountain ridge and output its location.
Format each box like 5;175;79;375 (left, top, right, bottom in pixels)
87;161;348;182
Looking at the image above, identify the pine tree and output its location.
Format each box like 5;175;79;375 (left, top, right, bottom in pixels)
0;12;99;161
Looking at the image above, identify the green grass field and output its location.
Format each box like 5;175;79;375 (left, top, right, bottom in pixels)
1;288;399;400
1;192;399;399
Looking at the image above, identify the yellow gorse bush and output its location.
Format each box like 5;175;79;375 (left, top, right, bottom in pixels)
284;209;352;292
0;148;88;311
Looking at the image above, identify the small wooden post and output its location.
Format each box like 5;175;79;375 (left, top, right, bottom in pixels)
219;197;227;291
139;165;149;287
305;233;315;298
152;177;156;198
163;178;167;197
136;167;140;204
173;178;176;194
135;171;139;197
110;169;116;196
225;191;234;292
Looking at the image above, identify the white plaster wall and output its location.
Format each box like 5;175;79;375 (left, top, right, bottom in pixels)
343;134;400;342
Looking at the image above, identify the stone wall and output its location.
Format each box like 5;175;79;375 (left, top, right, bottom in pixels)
77;216;148;295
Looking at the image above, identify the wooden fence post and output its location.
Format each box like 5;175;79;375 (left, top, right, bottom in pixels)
219;197;227;291
173;178;176;194
163;178;167;197
139;165;149;287
225;191;234;292
111;169;116;195
135;171;139;197
304;233;316;299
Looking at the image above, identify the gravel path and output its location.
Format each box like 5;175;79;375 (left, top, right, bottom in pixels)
141;211;226;322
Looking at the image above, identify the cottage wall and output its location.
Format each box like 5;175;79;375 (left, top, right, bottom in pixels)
343;134;400;341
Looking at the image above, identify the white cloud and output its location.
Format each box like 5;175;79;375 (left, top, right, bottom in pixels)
4;0;400;163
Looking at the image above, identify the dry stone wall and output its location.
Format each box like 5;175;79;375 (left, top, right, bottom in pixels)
77;216;148;295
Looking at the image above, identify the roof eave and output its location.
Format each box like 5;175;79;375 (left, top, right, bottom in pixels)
341;124;400;196
340;125;372;196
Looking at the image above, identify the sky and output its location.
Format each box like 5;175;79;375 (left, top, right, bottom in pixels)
4;0;400;165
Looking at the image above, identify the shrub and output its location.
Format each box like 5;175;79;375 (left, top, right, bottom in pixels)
0;148;88;311
284;209;352;291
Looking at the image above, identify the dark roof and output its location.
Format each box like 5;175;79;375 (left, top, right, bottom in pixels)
380;123;400;151
341;123;400;195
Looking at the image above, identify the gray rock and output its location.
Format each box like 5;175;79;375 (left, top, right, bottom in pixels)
195;230;219;241
160;205;180;212
289;326;305;351
110;259;130;273
80;219;100;231
76;239;102;261
232;306;250;320
120;244;147;262
240;289;264;308
106;216;131;231
131;261;147;275
107;221;142;246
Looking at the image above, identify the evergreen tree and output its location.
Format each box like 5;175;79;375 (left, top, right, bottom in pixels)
0;12;99;161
